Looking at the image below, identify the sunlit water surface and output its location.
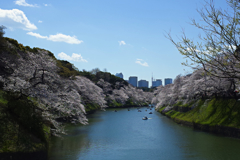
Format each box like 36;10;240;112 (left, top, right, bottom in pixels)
49;107;240;160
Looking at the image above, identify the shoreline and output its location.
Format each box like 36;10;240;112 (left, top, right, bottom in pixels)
160;109;240;139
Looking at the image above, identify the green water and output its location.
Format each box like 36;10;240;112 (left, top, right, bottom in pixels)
48;107;240;160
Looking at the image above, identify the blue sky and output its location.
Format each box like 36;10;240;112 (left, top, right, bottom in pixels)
0;0;228;86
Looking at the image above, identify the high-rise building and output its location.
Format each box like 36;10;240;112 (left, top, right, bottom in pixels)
138;80;149;88
156;79;162;86
115;73;123;79
151;74;162;87
152;81;156;87
165;78;172;85
129;76;138;87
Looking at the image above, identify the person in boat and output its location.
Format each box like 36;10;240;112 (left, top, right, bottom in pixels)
143;116;148;120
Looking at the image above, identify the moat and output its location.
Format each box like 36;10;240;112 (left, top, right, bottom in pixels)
49;107;240;160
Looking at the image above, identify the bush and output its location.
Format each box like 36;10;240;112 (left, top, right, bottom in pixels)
56;60;79;78
0;91;49;152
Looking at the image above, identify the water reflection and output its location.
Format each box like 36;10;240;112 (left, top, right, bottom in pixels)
49;108;240;160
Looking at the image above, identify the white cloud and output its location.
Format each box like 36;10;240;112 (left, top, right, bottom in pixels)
118;41;126;46
38;20;42;23
71;53;88;62
58;52;88;62
15;0;38;7
0;8;37;31
48;33;83;44
44;4;50;6
27;32;47;39
27;32;83;44
135;59;149;67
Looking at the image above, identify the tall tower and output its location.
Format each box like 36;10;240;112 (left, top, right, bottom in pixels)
152;73;153;86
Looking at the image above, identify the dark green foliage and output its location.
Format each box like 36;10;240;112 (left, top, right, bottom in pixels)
24;46;38;53
173;101;183;107
1;28;56;61
47;51;56;59
56;60;80;78
81;96;101;114
0;91;49;152
173;100;197;108
108;100;122;107
78;70;95;80
84;102;101;114
137;87;155;92
78;70;128;85
0;27;10;55
0;26;7;49
125;99;134;107
56;61;128;86
4;37;26;52
89;68;100;75
4;38;19;48
3;37;56;60
162;98;240;128
109;73;128;86
30;47;38;53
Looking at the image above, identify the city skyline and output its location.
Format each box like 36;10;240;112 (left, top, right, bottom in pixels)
120;72;172;87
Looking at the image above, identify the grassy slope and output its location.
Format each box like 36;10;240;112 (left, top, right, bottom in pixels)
160;98;240;128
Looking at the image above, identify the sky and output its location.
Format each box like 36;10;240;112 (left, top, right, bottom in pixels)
0;0;228;86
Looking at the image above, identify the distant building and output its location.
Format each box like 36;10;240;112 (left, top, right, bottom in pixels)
138;80;149;88
151;74;162;87
156;79;162;86
152;81;157;87
165;78;172;85
129;76;138;87
115;73;123;79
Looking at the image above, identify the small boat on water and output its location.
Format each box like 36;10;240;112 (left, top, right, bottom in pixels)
138;110;142;112
128;109;130;111
114;110;117;112
149;112;153;114
142;116;148;120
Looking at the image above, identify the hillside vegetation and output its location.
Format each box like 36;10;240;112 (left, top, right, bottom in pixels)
152;69;240;137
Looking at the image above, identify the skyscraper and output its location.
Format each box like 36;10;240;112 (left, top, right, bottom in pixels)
165;78;172;85
115;73;123;79
138;80;149;88
129;76;138;87
156;79;162;86
151;73;162;87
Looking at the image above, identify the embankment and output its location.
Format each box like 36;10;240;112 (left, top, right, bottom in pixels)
158;98;240;138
